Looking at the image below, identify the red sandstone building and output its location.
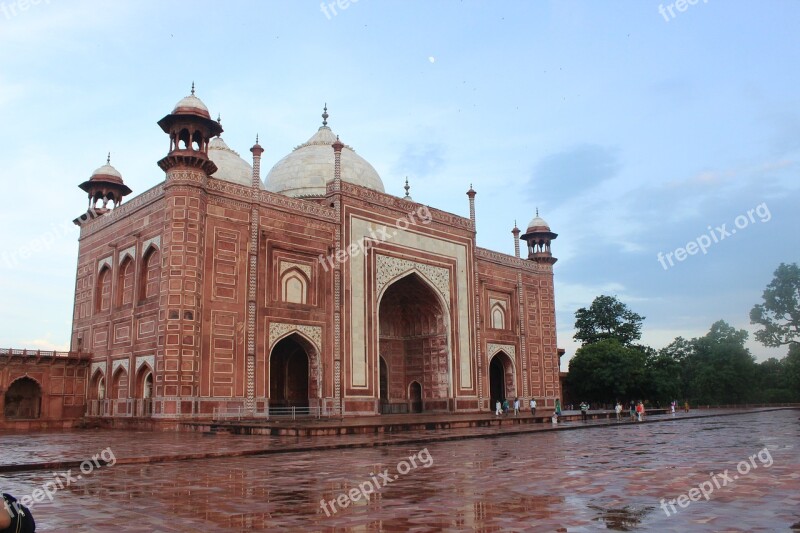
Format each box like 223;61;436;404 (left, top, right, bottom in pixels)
10;88;561;425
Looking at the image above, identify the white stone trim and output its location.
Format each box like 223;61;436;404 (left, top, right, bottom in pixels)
375;254;451;304
119;245;136;263
135;355;154;373
91;361;107;378
487;343;516;360
268;322;322;351
111;358;130;376
279;261;312;279
98;256;113;272
141;236;161;256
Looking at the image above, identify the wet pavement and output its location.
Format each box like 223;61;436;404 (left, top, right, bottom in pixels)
1;409;798;531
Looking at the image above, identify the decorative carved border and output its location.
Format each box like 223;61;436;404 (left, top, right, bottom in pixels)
90;361;107;378
268;322;322;351
135;355;154;373
258;190;337;221
334;181;473;230
141;236;161;255
280;260;312;279
112;358;130;375
119;245;136;263
98;256;113;272
476;247;552;273
487;343;516;360
375;254;450;304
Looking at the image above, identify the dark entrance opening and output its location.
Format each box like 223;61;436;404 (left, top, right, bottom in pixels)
409;381;423;413
4;377;42;419
489;356;506;406
270;335;310;408
379;356;389;414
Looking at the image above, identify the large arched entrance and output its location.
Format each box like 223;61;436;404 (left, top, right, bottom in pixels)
378;272;450;413
489;351;516;407
4;377;42;419
269;334;312;409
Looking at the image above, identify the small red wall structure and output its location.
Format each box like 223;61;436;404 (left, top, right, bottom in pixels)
0;349;91;430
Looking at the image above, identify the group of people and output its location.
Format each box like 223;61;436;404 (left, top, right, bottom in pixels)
494;397;563;419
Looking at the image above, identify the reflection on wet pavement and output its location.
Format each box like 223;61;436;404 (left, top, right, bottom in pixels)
0;410;798;531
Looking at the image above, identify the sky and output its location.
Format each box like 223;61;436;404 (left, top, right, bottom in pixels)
0;0;797;370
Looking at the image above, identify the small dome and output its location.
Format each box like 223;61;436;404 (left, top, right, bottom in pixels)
526;215;551;233
208;137;261;189
172;94;211;119
264;124;384;198
90;163;123;183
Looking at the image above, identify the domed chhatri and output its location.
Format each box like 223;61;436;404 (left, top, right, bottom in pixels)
75;154;132;222
520;208;558;264
208;136;261;189
264;106;385;198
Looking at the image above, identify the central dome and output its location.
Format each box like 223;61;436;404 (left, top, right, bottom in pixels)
264;121;384;198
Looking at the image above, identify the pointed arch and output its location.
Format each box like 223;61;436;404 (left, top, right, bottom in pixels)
96;265;112;313
378;271;452;413
140;244;161;301
281;267;309;304
117;255;135;307
4;376;42;419
490;302;506;330
489;350;516;403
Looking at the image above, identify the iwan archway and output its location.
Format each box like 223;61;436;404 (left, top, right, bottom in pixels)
378;272;451;413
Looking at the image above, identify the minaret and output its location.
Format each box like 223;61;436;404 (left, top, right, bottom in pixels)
154;84;222;417
74;154;132;225
512;221;521;258
466;184;476;230
520;209;558;264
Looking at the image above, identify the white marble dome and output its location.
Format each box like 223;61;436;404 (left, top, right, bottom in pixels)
172;94;210;118
264;125;384;198
208;137;261;189
526;215;551;233
90;163;123;181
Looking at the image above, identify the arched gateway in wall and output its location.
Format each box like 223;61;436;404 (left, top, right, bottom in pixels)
377;272;452;414
268;331;321;409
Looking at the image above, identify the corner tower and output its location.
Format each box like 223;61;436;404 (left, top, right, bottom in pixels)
154;84;221;417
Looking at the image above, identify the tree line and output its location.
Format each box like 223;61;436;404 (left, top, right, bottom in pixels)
565;263;800;406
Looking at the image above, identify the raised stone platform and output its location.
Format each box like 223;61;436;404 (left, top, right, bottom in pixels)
185;408;671;436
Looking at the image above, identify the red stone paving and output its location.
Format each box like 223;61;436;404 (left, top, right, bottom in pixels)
1;409;798;531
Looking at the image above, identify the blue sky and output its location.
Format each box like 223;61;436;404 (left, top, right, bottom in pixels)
0;1;797;368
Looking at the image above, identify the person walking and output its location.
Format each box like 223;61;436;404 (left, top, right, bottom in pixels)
629;401;636;422
684;401;690;413
495;400;501;416
530;397;537;417
580;401;588;421
513;397;520;416
502;398;510;416
614;401;622;421
635;401;644;422
670;401;676;415
555;399;562;417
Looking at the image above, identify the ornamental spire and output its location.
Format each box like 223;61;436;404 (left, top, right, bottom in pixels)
322;103;329;127
191;81;195;96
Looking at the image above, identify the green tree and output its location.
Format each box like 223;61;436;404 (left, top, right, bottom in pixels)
750;263;800;347
685;321;756;405
645;350;683;405
573;295;645;346
566;338;647;404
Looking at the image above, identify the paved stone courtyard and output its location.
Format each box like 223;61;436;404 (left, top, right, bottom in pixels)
1;409;798;531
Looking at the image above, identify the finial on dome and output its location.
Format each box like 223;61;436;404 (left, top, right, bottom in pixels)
106;152;111;165
255;133;259;144
191;81;195;96
403;177;412;200
536;207;539;217
322;103;329;127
